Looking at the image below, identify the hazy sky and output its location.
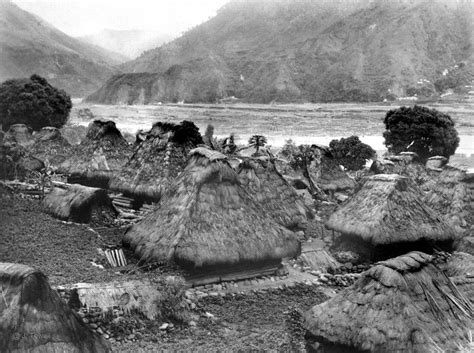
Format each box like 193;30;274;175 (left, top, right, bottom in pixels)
12;0;229;37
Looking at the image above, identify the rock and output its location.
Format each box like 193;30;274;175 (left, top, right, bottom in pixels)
209;292;219;297
159;323;169;330
89;323;98;329
128;334;136;340
205;312;215;318
189;320;197;327
103;333;110;339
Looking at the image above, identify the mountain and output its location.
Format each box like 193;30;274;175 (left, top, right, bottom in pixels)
0;0;122;97
79;29;173;60
88;0;473;104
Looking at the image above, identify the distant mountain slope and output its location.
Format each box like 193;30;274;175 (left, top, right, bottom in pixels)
88;0;473;104
0;1;121;97
79;29;173;60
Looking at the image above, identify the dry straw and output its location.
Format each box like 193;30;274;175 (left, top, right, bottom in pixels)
0;263;109;352
304;251;474;352
237;156;313;231
42;183;115;223
57;120;132;184
110;124;188;201
124;147;300;273
326;174;458;245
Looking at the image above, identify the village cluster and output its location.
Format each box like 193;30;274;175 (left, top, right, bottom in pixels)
0;112;473;352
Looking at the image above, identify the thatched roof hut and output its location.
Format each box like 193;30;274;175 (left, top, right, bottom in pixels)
109;122;189;202
3;124;33;147
43;184;116;225
304;251;473;352
309;145;355;192
123;147;300;277
28;127;71;170
0;262;110;352
58;120;132;187
237;157;313;231
326;174;457;247
422;165;472;231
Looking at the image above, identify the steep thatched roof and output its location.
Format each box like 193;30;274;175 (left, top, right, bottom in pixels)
3;124;33;147
304;251;473;352
43;184;116;224
422;165;471;230
237;157;313;231
309;145;355;192
109;123;189;201
58;120;132;185
28;127;71;170
326;174;457;245
0;262;110;353
124;147;300;273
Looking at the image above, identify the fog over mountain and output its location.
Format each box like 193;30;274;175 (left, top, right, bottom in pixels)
87;0;473;104
0;0;121;97
78;29;174;60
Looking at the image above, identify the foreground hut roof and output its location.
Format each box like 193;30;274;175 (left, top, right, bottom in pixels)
326;174;457;245
304;251;474;352
109;122;189;201
124;147;300;275
237;157;313;231
0;262;110;353
58;120;132;186
43;184;116;225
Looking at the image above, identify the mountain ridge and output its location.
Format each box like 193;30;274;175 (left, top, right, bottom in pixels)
0;1;121;97
88;0;473;104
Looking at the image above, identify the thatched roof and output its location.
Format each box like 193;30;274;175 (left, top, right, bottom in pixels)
237;157;312;231
58;120;132;185
309;145;355;192
43;184;116;224
3;124;33;147
0;262;110;352
28;127;71;169
109;123;190;201
422;165;471;230
123;147;300;273
326;174;457;245
304;251;473;352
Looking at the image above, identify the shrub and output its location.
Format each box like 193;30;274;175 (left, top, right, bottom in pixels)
0;75;72;131
329;136;375;171
383;105;459;162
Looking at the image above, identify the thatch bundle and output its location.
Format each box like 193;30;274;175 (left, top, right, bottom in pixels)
110;122;188;202
237;157;312;231
58;120;132;187
124;147;300;274
43;184;116;224
304;251;473;352
326;174;457;246
0;263;109;352
309;145;355;192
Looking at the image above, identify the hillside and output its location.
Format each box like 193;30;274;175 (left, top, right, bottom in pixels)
0;0;121;97
79;29;173;60
88;0;473;104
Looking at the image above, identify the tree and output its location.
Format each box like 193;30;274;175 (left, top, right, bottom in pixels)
284;143;328;201
0;75;72;131
383;105;459;162
329;136;375;171
171;120;203;147
248;134;267;155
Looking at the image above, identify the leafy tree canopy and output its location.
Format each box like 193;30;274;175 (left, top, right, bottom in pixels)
383;105;459;161
329;136;375;170
0;75;72;131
